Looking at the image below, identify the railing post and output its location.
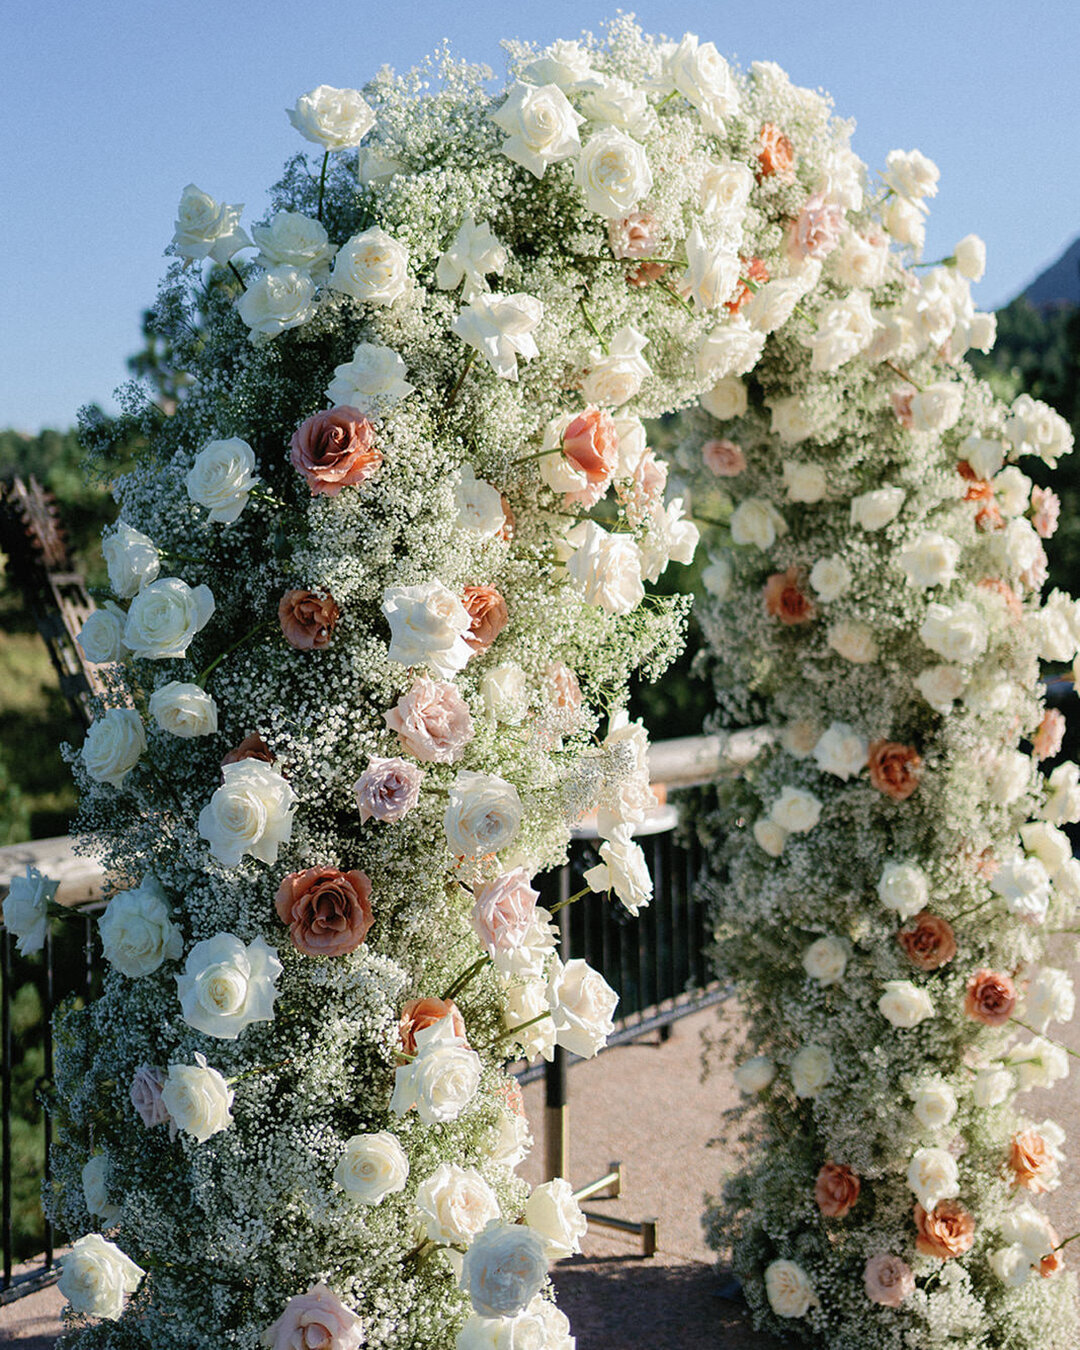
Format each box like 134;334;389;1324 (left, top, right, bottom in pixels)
544;865;570;1182
2;927;12;1292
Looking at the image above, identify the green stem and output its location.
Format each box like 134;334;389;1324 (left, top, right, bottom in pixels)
316;149;331;223
250;486;295;513
441;954;491;1002
655;90;679;109
1054;1231;1080;1252
142;757;187;818
657;280;696;316
513;447;564;466
549;884;592;915
159;550;208;565
228;261;247;292
693;514;730;528
578;297;608;354
445;349;477;409
1009;1018;1080;1059
488;1010;552;1051
196;618;275;689
883;359;922;392
947;895;995;924
227;1058;293;1087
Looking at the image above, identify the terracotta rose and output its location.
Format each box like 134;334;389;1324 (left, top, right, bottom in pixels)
726;257;768;314
279;588;340;650
814;1162;860;1218
289;406;381;496
274;866;374;956
897;912;957;972
964;968;1017;1026
756;122;795;182
764;568;815;625
868;740;922;801
398;996;467;1057
462;585;508;653
221;733;275;770
914;1201;975;1259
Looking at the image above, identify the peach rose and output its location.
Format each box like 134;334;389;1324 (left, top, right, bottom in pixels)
562;407;619;483
1009;1129;1058;1193
544;661;582;712
279;588;340;650
1040;1226;1064;1277
914;1200;975;1259
725;257;769;314
399;996;467;1057
221;733;275;770
608;211;661;261
897;912;957;972
756;122;795;182
789;195;843;262
462;585;508;654
274;866;374;957
1031;485;1061;539
978;577;1023;619
958;461;1003;531
626;260;668;288
814;1162;860;1218
384;676;474;763
1033;708;1065;762
964;968;1017;1026
702;438;747;477
864;1254;914;1307
764;568;815;625
498;495;515;542
289;406;381;496
868;740;922;801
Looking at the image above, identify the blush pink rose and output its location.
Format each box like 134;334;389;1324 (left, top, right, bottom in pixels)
1031;486;1061;539
544;661;582;711
274;867;374;956
702;438;746;477
462;585;509;654
471;868;539;955
1033;708;1065;761
978;576;1023;620
789;193;844;261
864;1254;914;1307
262;1283;363;1350
130;1064;169;1128
562;407;619;484
1009;1128;1058;1193
289;407;381;497
384;676;474;763
353;756;424;823
914;1201;975;1260
608;211;661;261
399;996;468;1057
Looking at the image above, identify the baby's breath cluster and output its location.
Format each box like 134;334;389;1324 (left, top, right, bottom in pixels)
666;57;1080;1350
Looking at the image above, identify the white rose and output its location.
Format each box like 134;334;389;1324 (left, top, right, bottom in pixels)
160;1052;235;1142
897;531;960;588
973;1064;1013;1108
730;497;787;550
236;266;317;337
186;438;259;524
768;395;815;446
480;664;529;725
149;682;218;738
176;932;282;1040
520;39;599;91
914;664;967;714
612;415;648;476
326;342;415;412
2;865;56;956
696;319;766;381
453;465;506;537
953;234;986;282
828;231;889;289
877;862;929;921
390;1014;483;1124
58;1233;145;1321
331;226;410;305
445;771;523;859
702;556;732;599
681;226;740;310
524;1178;587;1259
990;854;1051;922
770;786;822;834
583;826;653;915
548;956;618;1058
1005;393;1074;468
851;486;905;531
882;195;926;249
251;211;336;282
357;145;405;184
988;749;1033;807
1001;1203;1058;1268
640;497;699;582
103;522;160;598
503;977;557;1061
813;722;868;780
582;324;651;406
764;1260;815;1319
782;460;827;504
809;556;851;602
489;1109;531;1172
885;149;940;201
453;292;544;381
490;906;558;982
1023;967;1075;1034
123;577;215;660
781;720;821;760
581;75;650;130
1041;761;1080;826
908;382;964;433
802;936;848;986
287;85;375;149
383;580;473;679
919;602;987;664
565;520;645;616
911;1078;958;1132
700;376;747;420
745;277;807;334
98;875;182;978
802;290;878;372
415;1163;500;1245
490;81;583;178
574;127;652;218
1019;821;1072;877
82;1154;121;1225
197;758;297;867
1054;856;1080;903
171;184;250;265
753;818;788;856
664;34;740;133
906;1147;959;1212
334;1131;409;1204
963;311;997;353
82;707;146;789
879;980;935;1029
460;1222;549;1319
1006;1037;1069;1091
994;466;1032;518
961;435;1006;479
699;161;754;222
827;621;878;664
790;1043;834;1098
733;1055;776;1094
436;215;508;300
77;603;130;664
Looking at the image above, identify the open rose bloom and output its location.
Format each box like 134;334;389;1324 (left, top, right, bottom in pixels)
274;867;374;955
290;407;382;496
262;1283;363;1350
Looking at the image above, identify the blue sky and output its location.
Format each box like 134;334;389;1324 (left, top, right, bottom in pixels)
4;0;1079;431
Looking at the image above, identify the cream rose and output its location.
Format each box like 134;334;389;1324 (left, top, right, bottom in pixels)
436;214;508;299
581;325;651;406
171;184;250;265
383;580;474;678
768;395;815;445
734;1055;776;1094
915;664;967;714
236;266;316;337
730;497;787;549
186;438;260;523
548;955;618;1058
58;1234;145;1321
879;980;935;1028
753;818;788;856
99;875;183;978
77;603;130;664
897;531;960;588
490;81;584;178
851;486;905;531
160;1052;234;1142
583;827;653;915
699;160;753;222
251;211;336;282
681;226;740;310
103;522;160;598
827;620;878;664
696;320;766;381
782;460;827;504
453;292;544;381
700;376;747;420
877;861;929;921
389;1013;482;1124
82;1154;121;1225
802;291;878;372
764;1260;815;1319
480;664;529;724
809;556;851;602
906;1146;959;1211
444;770;523;860
123;577;215;660
802;936;848;986
197;758;297;867
565;520;645;616
575;127;652;218
2;864;57;956
813;722;868;780
524;1178;587;1260
331;227;410;306
503;977;557;1061
919;602;988;663
415;1162;500;1245
769;786;822;834
791;1043;834;1098
1042;761;1080;826
176;932;282;1039
82;707;146;789
911;1078;958;1131
326;342;415;412
287;82;373;146
148;681;218;738
333;1131;409;1204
